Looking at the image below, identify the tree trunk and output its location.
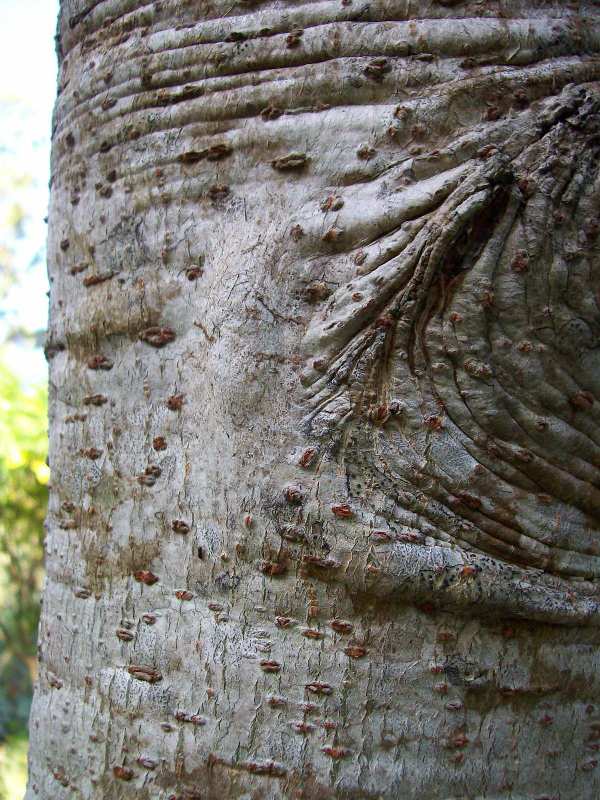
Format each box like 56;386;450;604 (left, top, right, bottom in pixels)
28;2;600;798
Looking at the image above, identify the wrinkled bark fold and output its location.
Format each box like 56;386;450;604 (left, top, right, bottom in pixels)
29;2;600;798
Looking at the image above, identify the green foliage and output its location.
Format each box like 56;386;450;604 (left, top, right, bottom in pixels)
0;730;28;799
0;356;47;740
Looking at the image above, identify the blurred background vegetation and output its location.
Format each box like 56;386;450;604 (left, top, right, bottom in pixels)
0;365;47;799
0;1;58;796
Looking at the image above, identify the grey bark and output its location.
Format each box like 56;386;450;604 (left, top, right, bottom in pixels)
28;1;600;798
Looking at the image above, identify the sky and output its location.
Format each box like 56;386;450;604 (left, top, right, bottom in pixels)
0;0;60;384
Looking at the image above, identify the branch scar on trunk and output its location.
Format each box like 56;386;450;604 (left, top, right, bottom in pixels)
297;87;600;624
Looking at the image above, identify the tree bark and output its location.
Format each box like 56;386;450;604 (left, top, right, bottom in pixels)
28;1;600;798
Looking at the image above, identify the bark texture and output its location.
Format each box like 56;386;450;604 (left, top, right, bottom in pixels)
29;1;600;798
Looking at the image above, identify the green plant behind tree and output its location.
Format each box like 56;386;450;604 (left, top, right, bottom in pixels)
0;356;47;738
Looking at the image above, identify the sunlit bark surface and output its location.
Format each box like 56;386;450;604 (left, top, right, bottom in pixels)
28;2;600;798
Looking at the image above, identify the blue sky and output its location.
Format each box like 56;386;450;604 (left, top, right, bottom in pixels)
0;0;59;384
